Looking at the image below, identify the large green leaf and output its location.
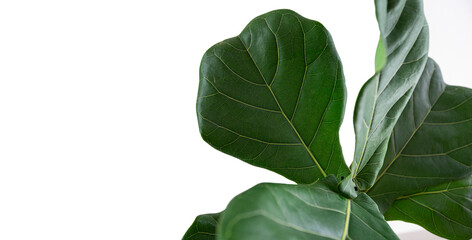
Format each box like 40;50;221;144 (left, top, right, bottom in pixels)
217;176;398;240
183;213;220;240
346;0;430;190
197;9;349;184
384;175;472;240
367;59;472;212
193;10;355;239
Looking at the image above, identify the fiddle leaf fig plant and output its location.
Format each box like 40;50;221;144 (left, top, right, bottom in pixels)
184;0;472;239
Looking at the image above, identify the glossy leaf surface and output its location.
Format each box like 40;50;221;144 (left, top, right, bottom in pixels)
183;213;220;240
197;9;349;184
367;59;472;212
348;0;430;190
218;176;398;240
385;175;472;240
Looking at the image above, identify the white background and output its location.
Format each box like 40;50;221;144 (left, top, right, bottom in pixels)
0;0;471;239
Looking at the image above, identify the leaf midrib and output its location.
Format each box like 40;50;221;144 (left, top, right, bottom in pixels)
353;74;379;179
341;199;351;240
397;186;472;199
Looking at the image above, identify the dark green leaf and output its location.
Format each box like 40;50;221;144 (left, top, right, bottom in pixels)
384;175;472;240
197;9;349;184
217;176;398;240
367;59;472;212
347;0;430;190
183;213;220;240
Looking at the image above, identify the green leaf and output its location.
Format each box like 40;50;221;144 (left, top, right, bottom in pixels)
384;175;472;240
339;177;359;199
348;0;430;190
374;37;386;72
217;176;398;240
183;213;220;240
367;59;472;212
197;9;349;184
